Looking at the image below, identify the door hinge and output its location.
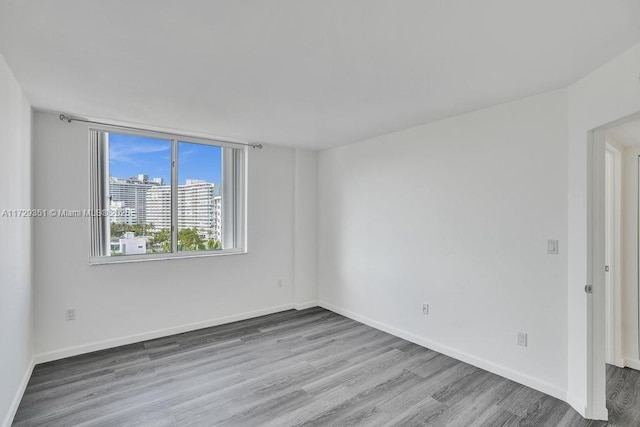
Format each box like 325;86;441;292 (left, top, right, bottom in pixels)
585;284;593;294
605;265;610;272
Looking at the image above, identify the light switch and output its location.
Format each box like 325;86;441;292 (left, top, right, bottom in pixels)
547;239;558;255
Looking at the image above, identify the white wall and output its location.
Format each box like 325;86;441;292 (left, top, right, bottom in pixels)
567;41;640;418
32;111;317;359
293;149;318;308
0;54;33;427
13;35;640;426
621;147;640;364
318;90;569;399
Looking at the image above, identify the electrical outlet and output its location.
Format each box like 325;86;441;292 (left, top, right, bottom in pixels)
66;308;76;321
422;303;429;315
517;332;527;347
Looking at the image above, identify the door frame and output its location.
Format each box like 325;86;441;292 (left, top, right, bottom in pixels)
604;142;623;368
588;110;640;419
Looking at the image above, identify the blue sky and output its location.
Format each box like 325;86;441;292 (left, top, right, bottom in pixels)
109;133;222;184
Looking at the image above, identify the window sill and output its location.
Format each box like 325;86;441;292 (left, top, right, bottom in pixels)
88;249;247;265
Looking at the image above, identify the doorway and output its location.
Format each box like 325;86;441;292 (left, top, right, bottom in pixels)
603;117;640;372
591;115;640;421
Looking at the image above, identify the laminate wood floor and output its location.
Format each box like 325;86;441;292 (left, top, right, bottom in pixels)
11;307;634;426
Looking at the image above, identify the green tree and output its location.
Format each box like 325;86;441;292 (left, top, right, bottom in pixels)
110;222;154;238
178;228;205;251
206;239;222;250
148;228;171;252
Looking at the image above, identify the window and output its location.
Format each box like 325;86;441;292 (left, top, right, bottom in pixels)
89;128;246;263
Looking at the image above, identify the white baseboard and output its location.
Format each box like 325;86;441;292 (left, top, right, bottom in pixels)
319;301;567;403
34;303;295;364
624;358;640;371
294;301;318;310
2;357;35;427
585;404;609;421
610;358;626;369
566;394;586;418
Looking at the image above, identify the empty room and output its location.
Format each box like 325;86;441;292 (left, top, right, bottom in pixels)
2;1;640;426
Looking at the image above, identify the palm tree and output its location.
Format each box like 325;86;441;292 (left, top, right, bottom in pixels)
178;228;205;251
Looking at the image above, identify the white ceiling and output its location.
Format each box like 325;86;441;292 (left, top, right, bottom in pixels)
1;1;640;150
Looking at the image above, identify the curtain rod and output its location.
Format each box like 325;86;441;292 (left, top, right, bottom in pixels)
59;114;263;149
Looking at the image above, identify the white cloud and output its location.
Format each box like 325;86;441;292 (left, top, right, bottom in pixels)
110;141;171;165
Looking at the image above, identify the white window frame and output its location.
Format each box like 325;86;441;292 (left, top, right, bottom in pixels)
88;125;247;265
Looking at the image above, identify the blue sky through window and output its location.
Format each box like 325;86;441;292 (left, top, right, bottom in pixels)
109;133;222;185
